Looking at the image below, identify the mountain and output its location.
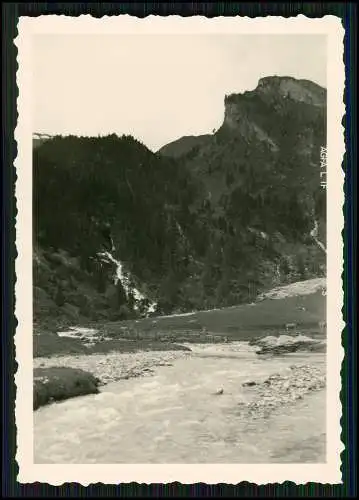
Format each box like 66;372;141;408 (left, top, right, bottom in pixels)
158;134;212;159
33;76;326;328
33;133;204;325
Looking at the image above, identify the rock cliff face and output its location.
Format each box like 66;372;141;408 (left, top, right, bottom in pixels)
220;76;325;159
174;75;326;241
159;76;326;161
33;76;326;327
255;76;326;106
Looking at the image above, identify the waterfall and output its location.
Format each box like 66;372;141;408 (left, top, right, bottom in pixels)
97;251;157;315
310;220;327;254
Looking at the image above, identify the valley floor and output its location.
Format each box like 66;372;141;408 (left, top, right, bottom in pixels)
34;342;326;464
33;278;327;463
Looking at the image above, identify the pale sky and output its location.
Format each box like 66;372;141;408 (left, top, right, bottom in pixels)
33;34;326;151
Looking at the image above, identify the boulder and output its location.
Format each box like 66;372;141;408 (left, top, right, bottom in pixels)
242;381;257;387
252;334;326;355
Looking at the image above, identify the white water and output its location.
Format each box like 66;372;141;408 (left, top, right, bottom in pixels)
57;327;98;338
56;326;115;346
159;311;196;319
34;344;326;464
310;220;327;254
97;251;157;314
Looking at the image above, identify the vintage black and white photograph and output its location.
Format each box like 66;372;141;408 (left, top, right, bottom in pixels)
15;15;344;484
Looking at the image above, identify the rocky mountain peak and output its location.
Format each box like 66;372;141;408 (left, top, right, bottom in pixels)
221;76;326;150
256;75;326;106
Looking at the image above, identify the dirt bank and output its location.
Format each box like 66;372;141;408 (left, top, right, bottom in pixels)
34;367;100;410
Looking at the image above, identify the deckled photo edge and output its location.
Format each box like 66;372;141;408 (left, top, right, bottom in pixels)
14;14;345;485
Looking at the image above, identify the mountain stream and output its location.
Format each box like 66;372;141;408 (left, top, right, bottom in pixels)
34;343;326;464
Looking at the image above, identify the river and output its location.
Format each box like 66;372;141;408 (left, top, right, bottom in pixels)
34;343;326;464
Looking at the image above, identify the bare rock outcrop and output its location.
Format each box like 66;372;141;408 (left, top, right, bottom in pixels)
251;334;326;356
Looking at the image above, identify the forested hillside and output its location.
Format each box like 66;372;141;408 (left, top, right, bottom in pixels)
33;76;326;327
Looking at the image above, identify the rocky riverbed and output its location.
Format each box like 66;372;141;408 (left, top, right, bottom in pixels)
33;337;326;405
239;364;326;420
34;340;326;463
33;349;192;386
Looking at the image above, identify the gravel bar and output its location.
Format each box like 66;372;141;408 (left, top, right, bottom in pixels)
33;350;191;385
239;364;326;420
